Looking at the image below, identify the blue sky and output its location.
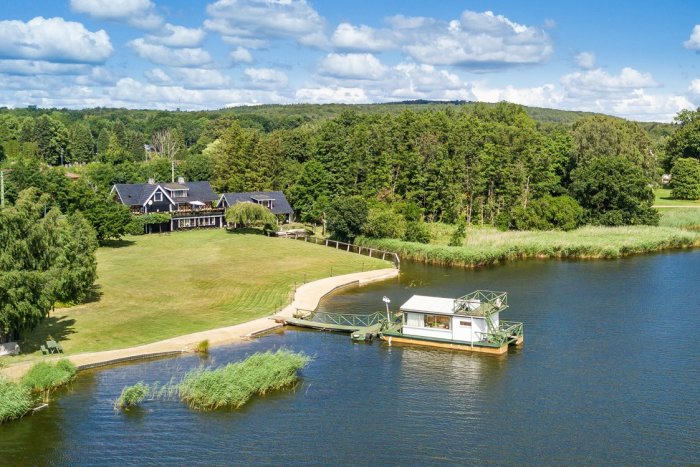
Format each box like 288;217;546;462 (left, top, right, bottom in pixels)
0;0;699;121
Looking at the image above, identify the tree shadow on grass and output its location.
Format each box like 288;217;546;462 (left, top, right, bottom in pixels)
225;227;266;236
100;238;136;248
80;284;103;305
19;316;77;354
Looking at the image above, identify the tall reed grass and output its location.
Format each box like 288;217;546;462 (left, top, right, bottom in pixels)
21;359;77;402
114;382;150;410
658;208;700;230
179;349;310;410
357;224;700;267
0;376;32;423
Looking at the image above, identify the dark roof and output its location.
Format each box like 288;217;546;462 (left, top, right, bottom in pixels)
219;191;293;215
113;181;218;206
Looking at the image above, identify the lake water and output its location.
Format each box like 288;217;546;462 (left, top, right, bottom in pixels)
3;251;700;464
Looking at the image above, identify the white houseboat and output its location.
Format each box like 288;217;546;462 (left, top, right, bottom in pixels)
380;290;523;355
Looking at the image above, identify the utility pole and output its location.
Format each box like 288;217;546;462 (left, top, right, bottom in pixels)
171;159;175;183
1;170;4;207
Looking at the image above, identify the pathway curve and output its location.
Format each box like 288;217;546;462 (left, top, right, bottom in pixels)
1;268;399;380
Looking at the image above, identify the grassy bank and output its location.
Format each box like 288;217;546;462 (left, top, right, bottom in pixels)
8;229;388;357
654;188;700;207
357;224;700;267
657;208;700;230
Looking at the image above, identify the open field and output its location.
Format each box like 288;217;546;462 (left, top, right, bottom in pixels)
7;230;389;357
654;188;700;207
357;223;700;267
658;208;700;230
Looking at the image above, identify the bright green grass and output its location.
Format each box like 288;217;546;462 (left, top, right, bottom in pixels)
357;223;699;267
114;382;149;410
0;376;32;423
654;188;700;207
20;360;77;403
15;230;389;356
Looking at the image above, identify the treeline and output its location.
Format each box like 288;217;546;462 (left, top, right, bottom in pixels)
2;103;699;242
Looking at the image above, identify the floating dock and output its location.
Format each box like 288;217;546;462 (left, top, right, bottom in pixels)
274;310;386;341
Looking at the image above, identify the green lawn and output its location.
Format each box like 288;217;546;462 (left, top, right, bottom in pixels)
654;188;700;207
658;208;700;230
11;230;389;356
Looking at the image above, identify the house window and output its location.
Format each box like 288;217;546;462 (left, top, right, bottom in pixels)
424;314;451;330
459;320;471;327
154;192;163;202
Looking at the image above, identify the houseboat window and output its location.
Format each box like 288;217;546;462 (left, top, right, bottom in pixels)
153;192;163;202
424;314;450;330
404;313;423;327
459;320;471;327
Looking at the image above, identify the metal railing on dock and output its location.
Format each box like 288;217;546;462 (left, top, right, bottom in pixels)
281;233;400;270
294;310;387;328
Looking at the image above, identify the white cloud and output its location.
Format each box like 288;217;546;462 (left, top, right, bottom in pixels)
145;24;205;48
331;23;395;52
388;10;552;68
605;90;693;122
562;67;659;96
318;53;388;80
205;0;325;47
129;38;212;67
71;0;163;29
689;78;700;95
390;63;467;99
175;68;231;89
230;47;253;63
244;67;288;88
295;86;369;104
471;82;563;108
575;52;596;70
144;67;172;83
684;25;700;50
0;17;112;63
74;66;119;85
0;60;88;76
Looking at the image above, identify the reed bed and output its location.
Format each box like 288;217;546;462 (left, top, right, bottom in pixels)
657;208;700;230
179;349;311;411
0;376;32;423
357;224;700;267
20;360;77;402
114;382;150;410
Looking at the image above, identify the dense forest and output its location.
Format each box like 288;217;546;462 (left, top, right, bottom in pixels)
1;101;698;243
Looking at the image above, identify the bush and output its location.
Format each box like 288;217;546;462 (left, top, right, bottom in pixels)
0;376;32;423
326;196;368;241
510;195;585;231
125;213;172;235
195;339;209;354
21;359;77;402
114;382;149;410
179;349;310;411
403;221;431;244
364;207;406;239
670;158;700;200
448;217;467;246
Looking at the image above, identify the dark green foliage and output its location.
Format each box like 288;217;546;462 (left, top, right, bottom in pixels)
0;376;32;423
326;196;368;241
403;221;431;243
68;123;95;163
180;153;214;181
510;195;585;231
364;206;407;239
126;213;172;235
290;160;331;222
178;349;310;410
666;107;700;169
33;115;69;165
670;157;700;200
449;216;467;246
571;156;659;226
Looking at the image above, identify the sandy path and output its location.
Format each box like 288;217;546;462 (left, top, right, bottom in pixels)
1;268;399;380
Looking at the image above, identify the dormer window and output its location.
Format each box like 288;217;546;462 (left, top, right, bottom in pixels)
154;192;163;202
171;190;188;198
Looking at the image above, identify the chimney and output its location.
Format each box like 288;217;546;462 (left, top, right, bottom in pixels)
148;177;155;185
177;176;185;184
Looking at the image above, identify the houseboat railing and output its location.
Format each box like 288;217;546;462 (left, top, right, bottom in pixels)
282;234;401;270
294;310;387;328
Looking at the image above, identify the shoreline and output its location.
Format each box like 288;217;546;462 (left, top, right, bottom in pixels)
0;268;399;381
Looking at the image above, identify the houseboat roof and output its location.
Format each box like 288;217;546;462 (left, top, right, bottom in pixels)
400;295;456;316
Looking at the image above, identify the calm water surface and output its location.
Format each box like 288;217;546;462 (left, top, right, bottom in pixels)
3;251;700;464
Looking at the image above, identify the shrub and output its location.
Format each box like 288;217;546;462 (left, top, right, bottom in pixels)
364;207;407;239
114;382;149;410
326;196;368;241
403;221;431;244
0;377;32;423
448;217;467;246
21;359;77;402
179;349;310;411
510;195;585;231
670;158;700;200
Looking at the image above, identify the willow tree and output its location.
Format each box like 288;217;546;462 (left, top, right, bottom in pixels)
225;202;276;230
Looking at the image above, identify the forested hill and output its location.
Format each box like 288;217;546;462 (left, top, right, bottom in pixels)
0;100;673;139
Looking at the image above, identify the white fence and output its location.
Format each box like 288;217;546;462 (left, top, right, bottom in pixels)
284;234;400;270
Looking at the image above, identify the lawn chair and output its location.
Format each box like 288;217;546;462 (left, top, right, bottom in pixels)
40;345;49;355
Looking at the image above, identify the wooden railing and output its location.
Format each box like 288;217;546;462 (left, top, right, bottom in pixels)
282;234;400;270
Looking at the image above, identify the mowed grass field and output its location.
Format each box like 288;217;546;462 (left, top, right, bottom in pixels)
18;230;389;355
654;188;700;207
